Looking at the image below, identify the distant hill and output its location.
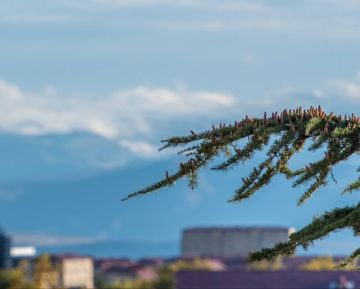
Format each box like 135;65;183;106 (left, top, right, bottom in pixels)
0;132;132;182
1;132;359;258
36;240;179;259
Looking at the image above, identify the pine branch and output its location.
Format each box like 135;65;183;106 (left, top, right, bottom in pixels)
249;204;360;262
124;106;360;202
122;106;360;267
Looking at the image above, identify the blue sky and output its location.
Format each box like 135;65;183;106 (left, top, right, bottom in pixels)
1;0;360;256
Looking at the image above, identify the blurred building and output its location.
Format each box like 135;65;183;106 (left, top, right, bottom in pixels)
95;258;158;283
52;255;94;289
10;246;36;258
176;271;360;289
221;255;349;271
11;246;36;268
182;226;293;258
0;227;11;269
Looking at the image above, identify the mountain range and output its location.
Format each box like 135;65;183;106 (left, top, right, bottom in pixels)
1;132;359;257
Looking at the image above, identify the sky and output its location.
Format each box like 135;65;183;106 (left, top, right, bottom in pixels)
1;0;360;257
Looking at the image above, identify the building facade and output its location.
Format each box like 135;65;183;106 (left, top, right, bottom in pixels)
60;256;94;289
0;227;11;269
176;271;360;289
182;226;293;259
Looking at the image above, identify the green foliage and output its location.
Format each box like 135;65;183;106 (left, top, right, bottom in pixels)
152;267;173;289
151;258;216;289
247;257;284;271
123;106;360;268
300;256;337;271
33;254;61;289
104;278;153;289
168;258;217;272
97;258;219;289
0;264;33;289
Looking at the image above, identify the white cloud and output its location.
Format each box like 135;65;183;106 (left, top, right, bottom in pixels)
92;0;195;7
2;72;360;160
92;0;269;11
148;2;360;40
109;85;234;115
257;74;360;114
0;0;270;25
239;53;259;65
0;14;78;24
326;78;360;101
3;0;360;41
0;79;235;154
309;73;360;104
158;19;286;32
12;233;107;246
119;140;159;158
313;89;326;99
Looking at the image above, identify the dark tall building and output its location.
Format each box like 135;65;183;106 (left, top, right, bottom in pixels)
0;227;11;269
182;226;293;258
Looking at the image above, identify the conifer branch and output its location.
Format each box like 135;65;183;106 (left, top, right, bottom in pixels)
249;204;360;262
122;106;360;266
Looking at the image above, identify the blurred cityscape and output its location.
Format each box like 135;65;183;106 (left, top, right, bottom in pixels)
1;1;360;288
1;225;358;289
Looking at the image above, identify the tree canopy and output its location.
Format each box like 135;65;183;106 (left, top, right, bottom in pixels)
123;106;360;268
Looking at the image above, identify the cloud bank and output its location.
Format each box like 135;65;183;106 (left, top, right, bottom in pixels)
1;71;360;158
3;0;360;40
12;232;107;246
0;80;235;156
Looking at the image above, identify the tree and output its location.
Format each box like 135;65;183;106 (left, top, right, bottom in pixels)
95;258;216;289
102;278;152;289
300;256;337;271
0;262;33;289
152;258;219;289
123;106;360;268
33;254;61;289
247;257;284;271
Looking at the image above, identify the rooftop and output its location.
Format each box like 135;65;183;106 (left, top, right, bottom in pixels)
177;270;360;289
183;226;292;233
